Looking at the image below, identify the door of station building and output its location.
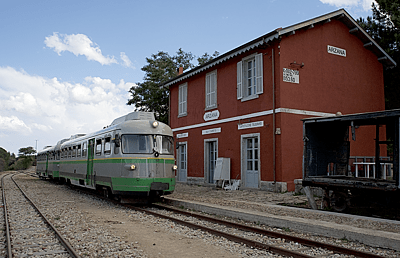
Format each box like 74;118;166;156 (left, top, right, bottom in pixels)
245;137;259;188
177;143;187;182
206;141;217;183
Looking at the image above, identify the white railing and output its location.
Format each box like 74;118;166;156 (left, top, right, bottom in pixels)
350;156;392;179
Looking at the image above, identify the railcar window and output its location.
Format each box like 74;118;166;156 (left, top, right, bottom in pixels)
114;134;120;155
77;144;81;157
104;137;111;155
122;135;152;154
96;139;102;155
161;136;174;154
82;142;87;157
68;147;72;158
72;146;76;157
57;151;60;160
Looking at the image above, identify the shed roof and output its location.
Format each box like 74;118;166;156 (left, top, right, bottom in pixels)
163;9;396;88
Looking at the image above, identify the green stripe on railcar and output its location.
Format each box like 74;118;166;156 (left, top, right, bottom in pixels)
111;177;175;192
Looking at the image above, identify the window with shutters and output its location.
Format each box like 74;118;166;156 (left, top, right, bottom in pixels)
237;53;263;101
205;70;217;110
178;83;188;117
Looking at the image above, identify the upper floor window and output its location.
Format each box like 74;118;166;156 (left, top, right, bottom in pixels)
237;53;263;101
205;70;217;110
178;83;187;117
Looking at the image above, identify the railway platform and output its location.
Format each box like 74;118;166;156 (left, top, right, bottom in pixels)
165;183;400;252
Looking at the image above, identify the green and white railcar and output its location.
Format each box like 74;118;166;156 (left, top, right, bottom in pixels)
36;112;176;201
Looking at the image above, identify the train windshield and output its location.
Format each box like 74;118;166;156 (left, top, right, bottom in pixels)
121;134;174;155
121;135;152;154
160;136;174;155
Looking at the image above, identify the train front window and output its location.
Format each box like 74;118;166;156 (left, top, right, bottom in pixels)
122;135;152;154
161;136;174;154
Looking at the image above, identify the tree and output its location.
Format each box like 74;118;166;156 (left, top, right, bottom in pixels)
16;146;36;170
127;49;219;124
357;1;400;109
197;51;220;66
0;147;16;171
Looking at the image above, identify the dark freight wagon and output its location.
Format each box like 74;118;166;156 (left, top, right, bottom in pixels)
302;109;400;212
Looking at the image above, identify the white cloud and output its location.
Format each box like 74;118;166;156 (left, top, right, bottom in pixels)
44;33;118;65
120;52;134;68
0;115;32;135
319;0;375;11
0;66;135;154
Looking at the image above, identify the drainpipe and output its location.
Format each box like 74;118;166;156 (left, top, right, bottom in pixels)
272;48;276;192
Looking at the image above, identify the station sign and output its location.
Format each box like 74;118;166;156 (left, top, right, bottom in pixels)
327;45;346;57
202;128;221;135
176;132;188;138
238;121;264;130
204;110;220;121
283;68;299;84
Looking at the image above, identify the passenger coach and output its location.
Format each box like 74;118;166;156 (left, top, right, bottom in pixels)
36;112;177;202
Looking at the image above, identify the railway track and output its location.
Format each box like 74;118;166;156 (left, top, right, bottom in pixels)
1;172;80;258
127;203;385;258
22;171;394;257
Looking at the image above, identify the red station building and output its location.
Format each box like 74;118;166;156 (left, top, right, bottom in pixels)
163;9;396;191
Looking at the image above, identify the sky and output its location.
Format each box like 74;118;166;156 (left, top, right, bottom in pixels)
0;0;377;156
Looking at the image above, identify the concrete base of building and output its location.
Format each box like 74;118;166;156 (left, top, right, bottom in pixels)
294;179;324;196
260;181;287;192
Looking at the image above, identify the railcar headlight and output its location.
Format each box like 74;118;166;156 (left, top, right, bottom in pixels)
152;121;159;128
130;164;136;170
173;165;178;170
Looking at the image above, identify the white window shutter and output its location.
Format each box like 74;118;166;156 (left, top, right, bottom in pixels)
211;72;216;107
255;53;263;94
183;84;187;114
237;61;243;99
205;74;210;107
178;86;182;115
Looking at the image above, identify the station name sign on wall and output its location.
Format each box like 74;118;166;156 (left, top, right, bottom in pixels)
204;110;220;121
238;121;264;130
327;45;346;57
283;68;299;84
176;132;188;138
202;128;221;135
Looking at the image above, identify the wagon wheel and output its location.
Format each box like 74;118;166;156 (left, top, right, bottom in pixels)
331;191;348;212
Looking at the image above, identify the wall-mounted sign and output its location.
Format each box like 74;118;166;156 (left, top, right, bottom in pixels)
238;121;264;130
283;68;299;84
203;110;220;121
202;128;221;135
176;132;188;138
327;45;346;57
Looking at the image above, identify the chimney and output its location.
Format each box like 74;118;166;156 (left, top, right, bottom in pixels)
177;67;184;75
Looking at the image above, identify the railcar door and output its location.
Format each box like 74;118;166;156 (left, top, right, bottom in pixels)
45;153;49;176
86;139;95;186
